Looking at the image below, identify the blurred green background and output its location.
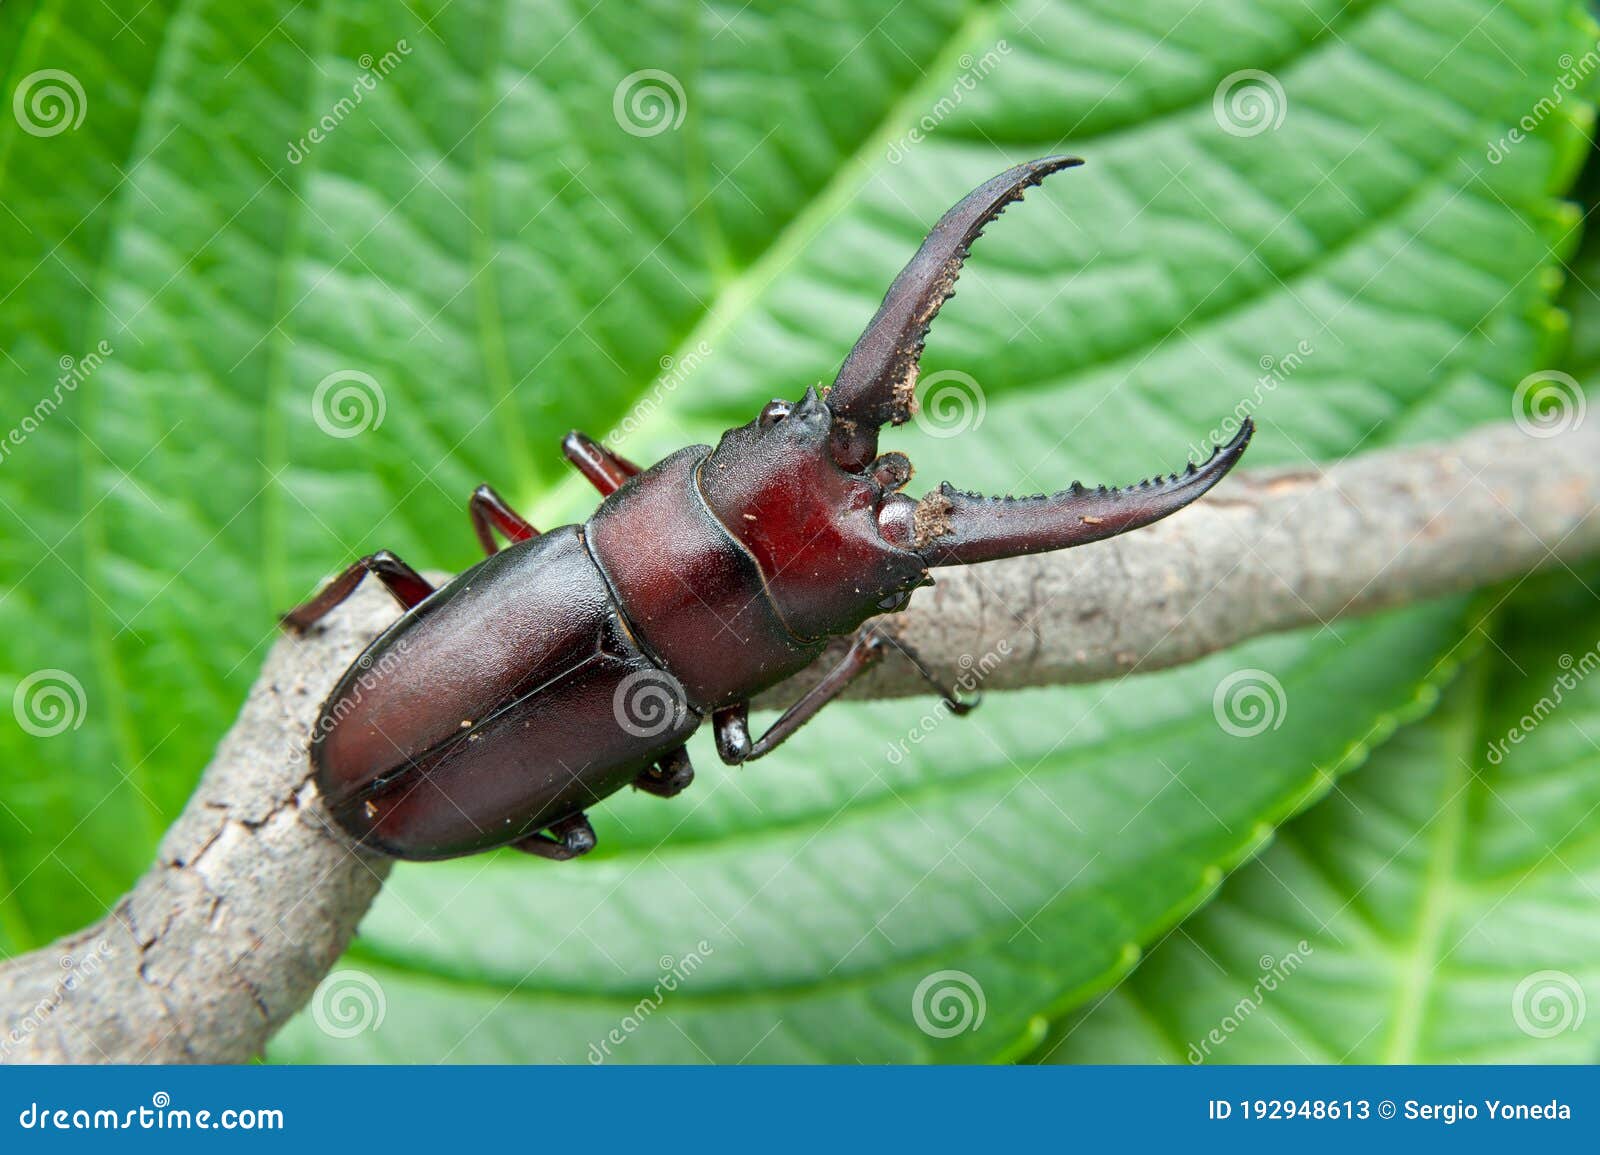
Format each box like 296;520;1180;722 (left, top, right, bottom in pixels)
2;0;1599;1062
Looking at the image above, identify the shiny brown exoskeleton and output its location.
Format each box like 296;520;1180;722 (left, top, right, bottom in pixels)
284;157;1252;862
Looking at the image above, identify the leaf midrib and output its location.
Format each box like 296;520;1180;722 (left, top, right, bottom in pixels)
1379;658;1481;1062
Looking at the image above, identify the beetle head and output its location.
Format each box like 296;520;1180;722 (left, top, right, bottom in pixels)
699;386;929;641
701;157;1254;643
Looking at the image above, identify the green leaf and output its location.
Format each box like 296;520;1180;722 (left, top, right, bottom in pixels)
0;0;1590;1060
1034;571;1600;1064
1032;118;1600;1069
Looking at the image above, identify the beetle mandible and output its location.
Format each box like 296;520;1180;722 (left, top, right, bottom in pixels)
284;156;1253;862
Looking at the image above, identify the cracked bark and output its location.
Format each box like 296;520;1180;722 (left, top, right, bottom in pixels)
0;607;393;1065
2;419;1597;1063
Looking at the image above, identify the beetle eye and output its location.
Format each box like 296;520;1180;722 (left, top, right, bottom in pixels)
759;399;792;427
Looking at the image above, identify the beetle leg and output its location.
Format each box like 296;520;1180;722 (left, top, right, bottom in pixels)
281;550;435;633
514;812;597;860
876;631;979;715
562;430;640;496
712;704;754;763
632;745;695;798
713;628;887;764
469;483;539;555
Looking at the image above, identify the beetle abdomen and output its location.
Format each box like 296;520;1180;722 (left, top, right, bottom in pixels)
311;526;698;859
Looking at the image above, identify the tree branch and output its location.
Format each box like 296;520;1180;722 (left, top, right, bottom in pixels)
0;604;395;1064
3;420;1596;1063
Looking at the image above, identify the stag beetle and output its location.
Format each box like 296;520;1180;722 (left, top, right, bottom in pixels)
284;156;1252;861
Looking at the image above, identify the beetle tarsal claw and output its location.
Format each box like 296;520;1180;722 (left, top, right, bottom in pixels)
909;420;1254;566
